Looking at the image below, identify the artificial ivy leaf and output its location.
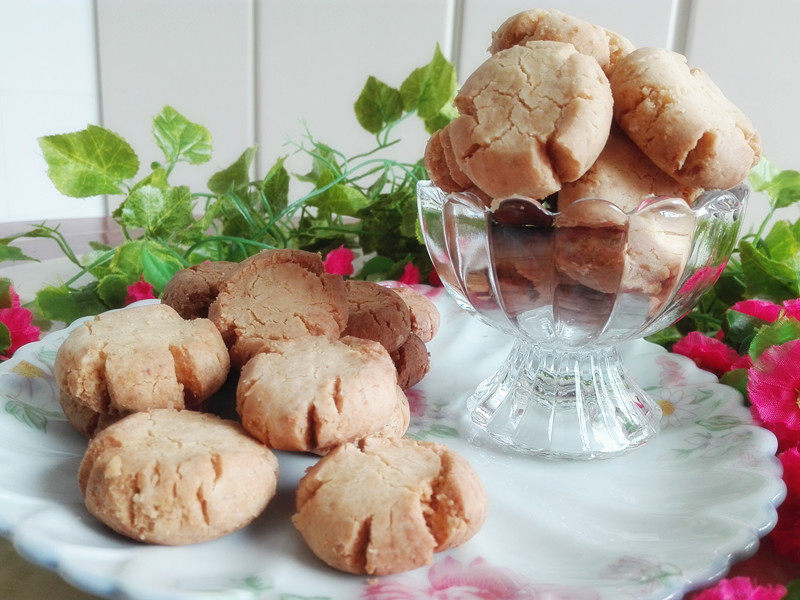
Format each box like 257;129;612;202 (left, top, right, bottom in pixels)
645;325;682;351
141;245;182;293
109;240;148;280
296;144;341;184
422;100;458;134
38;125;139;197
0;322;10;354
724;309;767;355
764;220;799;262
120;185;194;240
309;171;369;217
767;169;800;208
748;156;777;192
719;369;749;402
88;241;113;252
357;255;394;279
739;240;799;301
749;317;800;360
260;156;290;213
96;273;129;307
35;283;106;324
207;147;256;194
0;245;36;262
152;106;212;165
400;44;457;120
354;76;403;134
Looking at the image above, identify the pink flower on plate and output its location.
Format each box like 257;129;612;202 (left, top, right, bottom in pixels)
730;299;783;323
692;576;785;600
398;262;422;285
748;339;800;449
655;355;688;387
125;276;156;305
323;245;355;276
672;332;741;377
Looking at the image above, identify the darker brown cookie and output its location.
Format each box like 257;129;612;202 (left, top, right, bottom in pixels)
343;280;411;354
389;286;440;342
391;333;430;390
161;261;237;319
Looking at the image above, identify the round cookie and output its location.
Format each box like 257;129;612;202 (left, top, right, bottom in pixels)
490;8;635;75
209;249;348;367
55;304;229;415
79;409;279;545
237;335;402;454
610;47;761;190
161;261;237;319
293;437;487;575
424;130;469;194
391;334;430;390
387;285;440;342
447;41;613;200
59;390;121;438
559;126;701;213
343;280;411;354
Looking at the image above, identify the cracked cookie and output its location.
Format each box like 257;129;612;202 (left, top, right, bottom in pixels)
161;260;237;319
236;335;404;454
292;436;487;575
79;409;279;545
55;303;229;415
343;280;411;354
610;47;761;190
386;285;440;343
446;40;613;200
391;333;430;390
490;8;634;75
59;389;121;438
209;249;348;367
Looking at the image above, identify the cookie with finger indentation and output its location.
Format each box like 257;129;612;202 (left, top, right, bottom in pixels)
161;261;237;320
343;280;411;354
391;333;430;390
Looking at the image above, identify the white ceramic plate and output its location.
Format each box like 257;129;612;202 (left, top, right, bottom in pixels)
0;294;785;600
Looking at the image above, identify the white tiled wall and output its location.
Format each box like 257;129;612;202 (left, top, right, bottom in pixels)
1;0;798;231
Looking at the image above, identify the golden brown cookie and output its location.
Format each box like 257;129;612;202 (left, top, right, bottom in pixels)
424;130;466;194
389;286;440;343
559;126;701;212
610;47;761;189
59;390;121;438
236;335;402;454
343;280;411;354
79;409;279;545
391;334;430;390
293;437;487;575
161;261;237;319
209;249;348;367
490;9;635;75
448;41;612;200
55;304;229;415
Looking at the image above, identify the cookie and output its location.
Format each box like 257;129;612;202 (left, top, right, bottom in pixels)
161;261;237;319
424;130;466;194
79;409;279;545
559;126;701;213
343;280;411;354
55;304;229;415
610;47;761;189
293;437;487;575
391;334;430;390
59;390;121;438
237;335;402;454
209;249;348;367
388;285;440;342
490;9;635;74
447;41;612;200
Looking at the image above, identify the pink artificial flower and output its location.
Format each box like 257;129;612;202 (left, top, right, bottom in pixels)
678;263;725;295
429;267;442;287
730;299;783;323
124;276;156;305
692;576;785;600
0;285;40;359
672;332;742;377
397;262;421;285
748;340;800;449
782;298;800;320
779;447;800;498
770;448;800;561
323;245;355;277
730;354;753;370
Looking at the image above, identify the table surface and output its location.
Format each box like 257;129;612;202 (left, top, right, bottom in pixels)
1;217;798;599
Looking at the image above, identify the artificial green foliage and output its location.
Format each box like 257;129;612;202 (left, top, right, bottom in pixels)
152;105;212;166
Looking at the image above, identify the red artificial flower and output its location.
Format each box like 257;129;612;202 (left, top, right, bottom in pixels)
323;245;355;277
748;339;800;449
730;354;753;370
0;285;40;359
770;447;800;561
125;276;156;305
692;576;785;600
397;262;421;285
779;447;800;498
428;266;442;287
730;299;783;323
782;298;800;320
672;331;742;377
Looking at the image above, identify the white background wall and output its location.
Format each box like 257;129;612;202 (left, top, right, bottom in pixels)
1;0;798;232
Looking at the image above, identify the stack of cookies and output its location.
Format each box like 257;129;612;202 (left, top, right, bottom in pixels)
425;8;760;301
55;249;486;577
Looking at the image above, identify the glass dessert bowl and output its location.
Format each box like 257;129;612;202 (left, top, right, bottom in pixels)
418;181;747;459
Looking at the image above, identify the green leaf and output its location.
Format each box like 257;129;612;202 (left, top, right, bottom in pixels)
88;241;112;252
308;171;369;217
0;278;12;309
767;169;800;208
207;147;256;194
400;44;457;119
749;156;777;191
645;325;682;350
0;322;10;354
422;100;458;134
120;185;194;239
719;369;749;402
713;266;746;305
723;310;768;355
354;76;403;134
783;579;800;600
141;245;181;293
296;144;341;184
0;245;36;263
696;415;741;431
749;317;800;360
152;105;212;165
35;283;107;324
38;124;139;197
259;156;290;212
764;220;799;262
357;255;394;279
739;240;799;301
96;274;129;307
